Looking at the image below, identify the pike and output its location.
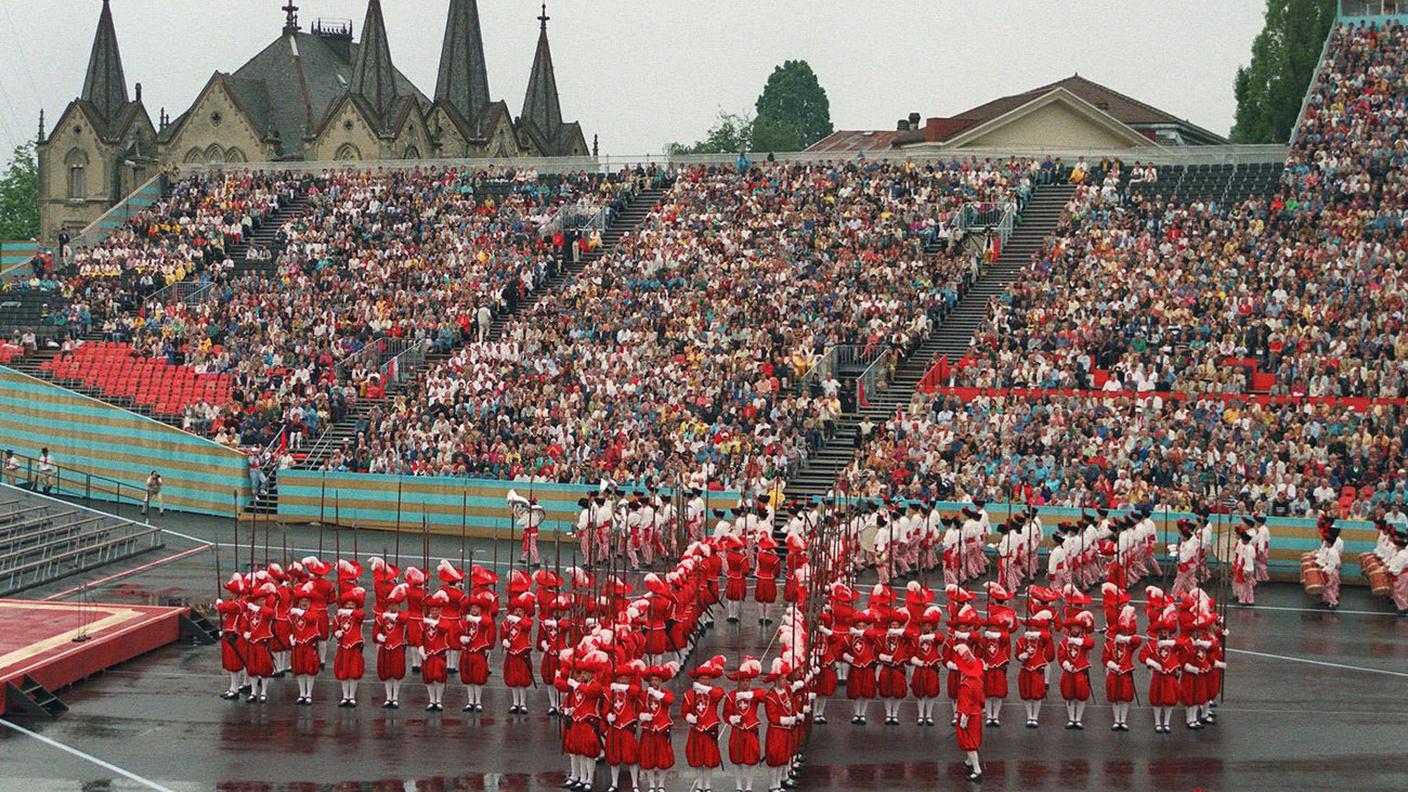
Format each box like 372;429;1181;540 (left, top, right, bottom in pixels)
232;490;240;576
394;480;403;568
335;492;342;571
460;486;468;571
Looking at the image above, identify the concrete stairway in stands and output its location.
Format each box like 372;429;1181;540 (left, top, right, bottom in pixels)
783;184;1076;502
291;185;672;485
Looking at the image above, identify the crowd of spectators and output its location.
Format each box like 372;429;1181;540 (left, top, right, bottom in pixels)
852;21;1408;518
321;158;1033;488
842;388;1408;518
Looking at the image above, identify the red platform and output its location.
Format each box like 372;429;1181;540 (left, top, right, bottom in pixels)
0;599;185;714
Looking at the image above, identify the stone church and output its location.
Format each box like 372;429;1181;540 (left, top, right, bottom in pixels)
36;0;589;243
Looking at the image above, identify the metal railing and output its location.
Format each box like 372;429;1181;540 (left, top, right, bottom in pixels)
1292;21;1339;145
855;348;897;409
382;338;429;385
953;201;1018;245
0;482;164;596
2;451;150;514
799;346;840;396
68;172;169;256
333;336;418;381
144;278;214;309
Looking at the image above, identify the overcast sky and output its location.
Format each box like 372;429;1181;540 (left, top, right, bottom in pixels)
0;1;1269;160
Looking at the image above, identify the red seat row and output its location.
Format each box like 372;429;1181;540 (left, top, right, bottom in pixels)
40;341;232;416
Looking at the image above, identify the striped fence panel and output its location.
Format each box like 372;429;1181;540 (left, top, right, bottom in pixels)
921;501;1376;585
0;241;38;278
276;468;743;541
0;366;250;515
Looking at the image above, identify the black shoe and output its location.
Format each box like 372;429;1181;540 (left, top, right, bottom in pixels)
448;668;459;674
247;694;259;703
383;701;394;709
427;704;436;712
967;770;983;783
220;691;238;700
990;720;1000;728
464;704;475;712
1065;721;1076;729
851;716;863;725
1026;720;1037;728
814;715;826;724
390;702;399;709
1073;722;1083;730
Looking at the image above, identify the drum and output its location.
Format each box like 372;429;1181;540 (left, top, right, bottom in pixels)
1301;556;1325;596
1359;554;1392;596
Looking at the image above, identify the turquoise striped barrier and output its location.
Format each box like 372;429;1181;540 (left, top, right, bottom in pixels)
0;365;250;515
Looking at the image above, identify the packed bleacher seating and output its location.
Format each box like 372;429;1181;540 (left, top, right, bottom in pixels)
842;388;1406;518
849;21;1408;518
321;158;1035;487
40;166;640;451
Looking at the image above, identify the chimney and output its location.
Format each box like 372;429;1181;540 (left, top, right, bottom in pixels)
897;119;910;131
908;112;921;130
135;82;142;102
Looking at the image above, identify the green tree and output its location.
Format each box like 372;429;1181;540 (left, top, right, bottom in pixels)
0;142;39;240
752;59;832;152
667;110;755;155
1231;0;1337;144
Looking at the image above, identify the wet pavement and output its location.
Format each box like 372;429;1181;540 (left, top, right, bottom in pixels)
2;508;1407;791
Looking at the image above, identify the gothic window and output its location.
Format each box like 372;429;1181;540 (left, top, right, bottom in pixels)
335;142;362;161
64;148;88;198
183;148;205;165
225;147;247;163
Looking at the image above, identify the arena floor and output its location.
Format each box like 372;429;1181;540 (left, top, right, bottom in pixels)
2;510;1406;792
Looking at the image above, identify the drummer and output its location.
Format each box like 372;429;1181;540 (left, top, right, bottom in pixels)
1387;531;1408;615
1313;517;1344;610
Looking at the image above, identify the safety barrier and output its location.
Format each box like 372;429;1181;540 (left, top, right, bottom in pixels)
0;365;251;515
275;469;743;540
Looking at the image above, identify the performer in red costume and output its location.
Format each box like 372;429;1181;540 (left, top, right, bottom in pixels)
953;643;986;783
724;656;763;792
682;655;726;792
1058;609;1096;729
373;583;409;708
762;658;800;792
1102;600;1142;731
604;659;643;792
420;590;453;711
332;585;366;707
639;662;678;792
502;591;536;713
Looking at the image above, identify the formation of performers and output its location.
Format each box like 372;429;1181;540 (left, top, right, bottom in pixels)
211;491;1408;790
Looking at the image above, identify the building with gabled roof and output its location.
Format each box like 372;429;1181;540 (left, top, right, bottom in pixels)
36;1;592;242
36;0;157;241
808;74;1227;154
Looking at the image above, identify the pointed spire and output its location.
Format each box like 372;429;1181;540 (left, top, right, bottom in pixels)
81;0;130;121
435;0;492;126
37;109;45;144
349;0;399;117
521;2;563;139
282;1;299;34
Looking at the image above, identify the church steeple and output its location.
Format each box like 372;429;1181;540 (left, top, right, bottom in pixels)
81;0;130;121
435;0;491;126
521;3;564;138
349;0;398;116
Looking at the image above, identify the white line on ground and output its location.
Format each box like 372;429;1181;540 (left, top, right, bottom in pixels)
1226;647;1408;678
0;717;177;792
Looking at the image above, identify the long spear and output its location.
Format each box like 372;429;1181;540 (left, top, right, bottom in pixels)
232;491;240;574
335;492;342;571
461;486;468;570
394;480;403;568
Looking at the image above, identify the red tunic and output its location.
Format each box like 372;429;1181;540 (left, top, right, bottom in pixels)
604;683;642;766
289;609;320;676
419;617;453;684
981;627;1011;699
909;632;943;698
725;549;750;601
875;629;910;699
754;551;780;603
459;614;493;685
501;615;535;688
639;687;676;770
1140;639;1182;706
557;680;603;758
763;686;799;767
332;607;365;681
215;600;246;672
1058;634;1094;701
1179;636;1213;706
1101;634;1142;703
1015;633;1049;701
681;683;724;768
843;628;877;699
374;611;407;681
954;673;985;751
723;689;762;766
